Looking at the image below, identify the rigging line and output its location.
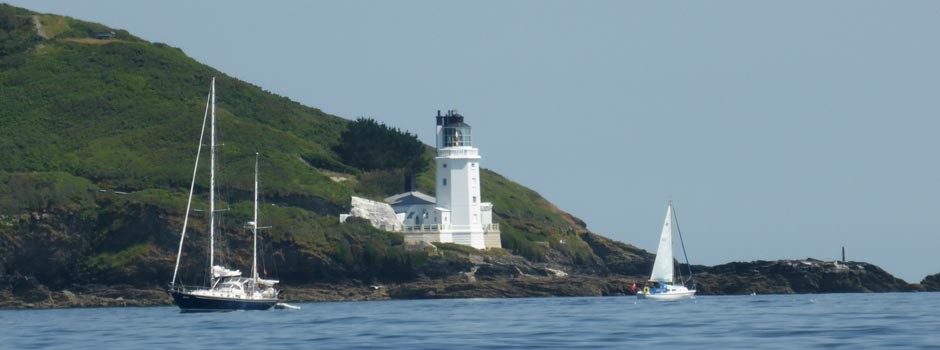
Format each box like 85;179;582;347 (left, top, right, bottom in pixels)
672;203;694;285
257;167;272;278
203;246;211;287
259;240;268;278
171;90;211;287
270;245;279;278
671;203;684;284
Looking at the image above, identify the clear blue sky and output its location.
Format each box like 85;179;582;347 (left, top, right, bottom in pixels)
13;1;939;282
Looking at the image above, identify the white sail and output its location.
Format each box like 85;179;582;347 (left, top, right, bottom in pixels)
650;204;674;283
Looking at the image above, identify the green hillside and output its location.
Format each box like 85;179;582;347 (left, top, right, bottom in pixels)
0;4;653;290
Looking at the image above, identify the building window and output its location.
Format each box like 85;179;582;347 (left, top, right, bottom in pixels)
443;163;447;168
472;196;477;203
443;178;447;186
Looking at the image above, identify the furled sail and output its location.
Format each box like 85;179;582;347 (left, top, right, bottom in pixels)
649;204;674;283
212;265;242;278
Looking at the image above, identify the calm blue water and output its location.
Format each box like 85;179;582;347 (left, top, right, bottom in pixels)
1;293;938;349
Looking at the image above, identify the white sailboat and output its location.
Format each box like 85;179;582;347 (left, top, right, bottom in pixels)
636;201;696;301
168;78;279;311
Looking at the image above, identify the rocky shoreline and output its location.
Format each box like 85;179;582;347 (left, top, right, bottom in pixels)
0;277;173;309
3;260;937;310
0;275;644;309
920;273;940;291
693;259;923;294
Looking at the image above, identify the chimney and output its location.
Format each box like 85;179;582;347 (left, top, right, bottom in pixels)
404;173;418;192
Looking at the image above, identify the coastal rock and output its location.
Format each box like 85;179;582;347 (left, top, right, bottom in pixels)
0;276;172;309
919;273;940;291
385;276;640;299
693;259;914;295
282;282;390;302
578;232;654;276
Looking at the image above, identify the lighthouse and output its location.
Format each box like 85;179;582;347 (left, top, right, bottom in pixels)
340;109;500;249
435;110;490;248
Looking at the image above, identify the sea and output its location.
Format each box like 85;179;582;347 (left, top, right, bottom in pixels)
1;293;938;349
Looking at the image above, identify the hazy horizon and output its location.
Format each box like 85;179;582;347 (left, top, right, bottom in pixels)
9;1;939;282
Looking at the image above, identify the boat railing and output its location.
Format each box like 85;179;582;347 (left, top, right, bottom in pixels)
168;283;238;292
168;284;204;293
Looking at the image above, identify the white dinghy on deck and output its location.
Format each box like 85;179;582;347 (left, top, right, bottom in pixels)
636;202;696;301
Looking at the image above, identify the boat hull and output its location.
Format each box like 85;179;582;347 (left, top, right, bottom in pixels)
636;290;696;301
171;290;276;311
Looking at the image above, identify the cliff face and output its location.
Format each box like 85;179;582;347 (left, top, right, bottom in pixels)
694;259;915;295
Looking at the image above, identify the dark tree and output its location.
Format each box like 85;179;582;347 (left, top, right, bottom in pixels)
333;118;428;173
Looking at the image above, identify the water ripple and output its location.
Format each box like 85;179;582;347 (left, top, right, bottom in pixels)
1;293;939;349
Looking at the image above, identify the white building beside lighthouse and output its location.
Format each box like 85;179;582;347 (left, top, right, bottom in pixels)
340;110;501;249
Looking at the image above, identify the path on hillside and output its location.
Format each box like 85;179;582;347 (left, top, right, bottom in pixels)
32;15;49;39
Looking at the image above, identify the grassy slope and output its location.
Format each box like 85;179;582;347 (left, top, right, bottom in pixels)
0;4;651;289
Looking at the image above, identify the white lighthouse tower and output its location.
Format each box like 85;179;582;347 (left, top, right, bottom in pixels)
435;110;489;248
339;109;500;249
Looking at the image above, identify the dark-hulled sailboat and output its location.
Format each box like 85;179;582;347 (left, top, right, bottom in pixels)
168;78;279;311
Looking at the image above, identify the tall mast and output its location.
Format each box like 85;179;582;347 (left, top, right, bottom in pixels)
171;90;211;286
209;77;216;273
251;152;259;284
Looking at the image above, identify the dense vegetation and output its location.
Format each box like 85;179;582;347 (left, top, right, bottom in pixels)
333;118;429;173
0;4;654;291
